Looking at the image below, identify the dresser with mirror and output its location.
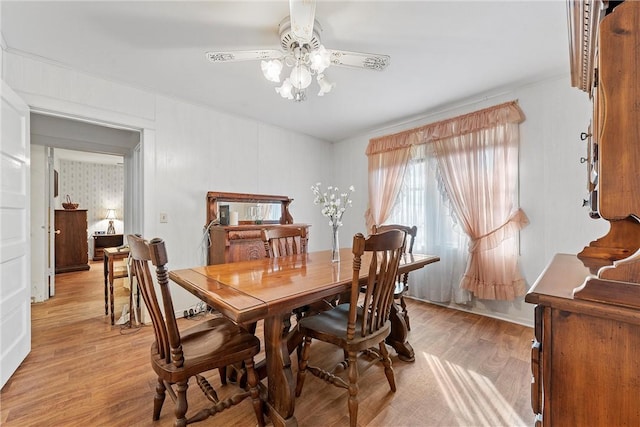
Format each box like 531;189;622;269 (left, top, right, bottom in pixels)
205;191;310;264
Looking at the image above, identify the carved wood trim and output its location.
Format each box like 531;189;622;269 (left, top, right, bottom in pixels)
567;0;603;93
597;248;640;282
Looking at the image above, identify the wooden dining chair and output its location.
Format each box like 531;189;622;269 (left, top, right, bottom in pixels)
262;226;336;319
295;229;407;427
261;226;308;258
127;234;264;427
261;226;332;356
373;224;417;330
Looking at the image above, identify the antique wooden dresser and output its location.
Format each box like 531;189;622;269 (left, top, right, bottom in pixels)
205;192;310;265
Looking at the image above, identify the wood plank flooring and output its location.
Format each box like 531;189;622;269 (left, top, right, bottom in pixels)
1;261;535;426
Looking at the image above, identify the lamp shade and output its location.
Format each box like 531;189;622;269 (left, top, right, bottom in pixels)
105;209;117;220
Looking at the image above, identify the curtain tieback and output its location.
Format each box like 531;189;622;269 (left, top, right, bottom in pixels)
468;209;529;252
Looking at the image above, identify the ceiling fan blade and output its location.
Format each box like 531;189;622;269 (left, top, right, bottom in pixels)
328;49;390;71
289;0;316;43
206;50;283;63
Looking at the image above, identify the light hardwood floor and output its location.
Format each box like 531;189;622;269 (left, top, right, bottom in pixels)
1;261;535;426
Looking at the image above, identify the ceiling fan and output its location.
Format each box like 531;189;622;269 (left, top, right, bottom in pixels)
205;0;390;102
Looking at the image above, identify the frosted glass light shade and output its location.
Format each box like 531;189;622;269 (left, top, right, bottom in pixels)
276;78;294;99
309;45;331;74
317;74;335;96
261;59;283;83
289;64;312;89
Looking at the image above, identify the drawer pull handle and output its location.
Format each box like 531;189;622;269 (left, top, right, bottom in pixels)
531;339;542;415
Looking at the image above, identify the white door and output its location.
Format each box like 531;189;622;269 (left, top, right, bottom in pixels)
28;145;48;302
0;81;31;388
47;147;55;297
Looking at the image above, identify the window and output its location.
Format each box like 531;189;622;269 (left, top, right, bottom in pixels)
387;146;471;303
367;101;527;301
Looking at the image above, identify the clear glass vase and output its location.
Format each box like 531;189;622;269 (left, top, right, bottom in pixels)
331;224;340;263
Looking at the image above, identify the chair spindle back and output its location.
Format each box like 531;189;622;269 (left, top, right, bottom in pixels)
373;224;417;284
349;230;406;339
261;227;308;258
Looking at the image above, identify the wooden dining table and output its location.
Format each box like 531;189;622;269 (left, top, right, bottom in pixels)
168;247;439;427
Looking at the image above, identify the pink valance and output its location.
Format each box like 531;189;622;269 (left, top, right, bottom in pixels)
366;100;525;156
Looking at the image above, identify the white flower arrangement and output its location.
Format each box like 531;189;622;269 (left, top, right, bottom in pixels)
311;182;355;228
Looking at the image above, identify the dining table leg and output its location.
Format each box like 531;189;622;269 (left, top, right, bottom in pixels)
264;314;298;427
109;260;116;325
103;254;109;315
385;301;415;362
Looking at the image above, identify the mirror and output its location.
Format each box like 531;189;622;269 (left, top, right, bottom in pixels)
206;191;294;226
220;202;282;224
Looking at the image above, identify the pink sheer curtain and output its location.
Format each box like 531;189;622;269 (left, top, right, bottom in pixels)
364;146;412;232
431;103;528;300
366;101;528;300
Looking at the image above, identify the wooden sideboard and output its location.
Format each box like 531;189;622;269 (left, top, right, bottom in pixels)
205;191;310;265
208;224;310;264
526;254;640;426
525;2;640;425
55;209;90;273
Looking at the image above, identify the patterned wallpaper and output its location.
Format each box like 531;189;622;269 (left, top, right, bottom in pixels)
57;160;124;251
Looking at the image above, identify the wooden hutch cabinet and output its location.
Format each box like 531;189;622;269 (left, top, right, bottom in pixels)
54;209;90;273
205;192;310;265
525;2;640;425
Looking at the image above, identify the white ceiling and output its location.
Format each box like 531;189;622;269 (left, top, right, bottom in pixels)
1;1;570;141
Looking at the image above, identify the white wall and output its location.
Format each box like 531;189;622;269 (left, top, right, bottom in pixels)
4;50;333;312
145;95;335;274
333;75;609;326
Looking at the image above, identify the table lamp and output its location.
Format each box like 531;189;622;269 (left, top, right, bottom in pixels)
105;209;117;234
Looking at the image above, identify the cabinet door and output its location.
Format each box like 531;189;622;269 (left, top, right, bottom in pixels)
55;210;89;273
547;307;640;426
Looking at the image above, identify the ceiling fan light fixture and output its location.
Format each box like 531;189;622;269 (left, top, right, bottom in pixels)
289;64;312;89
309;45;330;73
316;73;335;96
261;59;283;83
205;1;389;103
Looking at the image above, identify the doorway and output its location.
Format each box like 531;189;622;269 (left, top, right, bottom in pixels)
30;112;141;303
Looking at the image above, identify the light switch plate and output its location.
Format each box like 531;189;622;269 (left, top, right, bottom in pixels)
159;213;168;223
